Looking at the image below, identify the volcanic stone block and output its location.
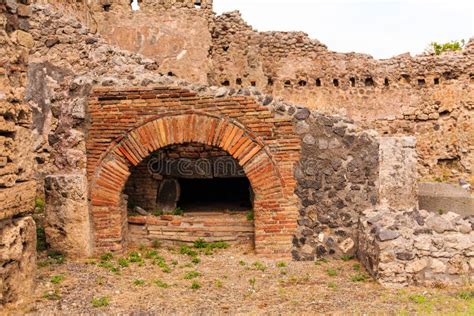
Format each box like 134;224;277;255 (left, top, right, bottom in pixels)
378;137;418;209
0;216;36;307
45;174;92;257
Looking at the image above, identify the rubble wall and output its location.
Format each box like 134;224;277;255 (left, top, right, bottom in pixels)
0;0;36;308
210;12;474;184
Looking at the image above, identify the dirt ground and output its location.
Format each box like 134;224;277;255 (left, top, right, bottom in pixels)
7;244;474;315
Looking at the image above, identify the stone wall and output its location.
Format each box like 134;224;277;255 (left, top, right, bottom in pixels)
33;0;214;84
0;0;36;308
44;174;92;257
0;216;36;307
0;0;35;220
288;109;380;260
29;2;474;184
210;11;474;184
358;208;474;287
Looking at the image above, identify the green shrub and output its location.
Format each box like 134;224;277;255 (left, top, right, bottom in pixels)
352;263;361;271
427;39;465;55
100;253;113;261
180;245;197;257
133;279;145;286
145;250;158;259
193;238;207;249
36;227;47;251
91;296;109;307
190;281;201;289
152;209;163;217
47;251;65;264
340;255;353;262
253;261;266;271
326;268;337;277
351;273;369;282
50;275;64;284
246;210;254;221
409;294;427;304
184;271;201;280
35;197;45;212
172;207;184;216
191;257;201;264
239;260;246;266
98;261;115;270
249;277;256;287
314;258;328;266
118;258;129;268
458;291;474;300
327;282;337;289
128;251;143;263
276;261;287;268
154;279;169;288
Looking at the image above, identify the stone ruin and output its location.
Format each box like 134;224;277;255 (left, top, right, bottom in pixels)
0;0;473;307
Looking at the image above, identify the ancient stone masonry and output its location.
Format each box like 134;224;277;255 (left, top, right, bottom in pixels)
0;2;471;306
0;0;36;308
290;111;380;260
0;0;35;219
210;11;474;184
358;208;474;287
0;217;36;306
33;0;215;83
30;1;474;184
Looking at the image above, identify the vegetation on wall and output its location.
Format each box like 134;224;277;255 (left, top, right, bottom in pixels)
426;39;465;55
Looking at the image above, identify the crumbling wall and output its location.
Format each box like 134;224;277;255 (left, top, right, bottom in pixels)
31;2;474;184
210;12;473;184
33;0;214;84
0;0;35;218
0;0;36;308
358;208;474;287
358;137;474;287
0;217;36;307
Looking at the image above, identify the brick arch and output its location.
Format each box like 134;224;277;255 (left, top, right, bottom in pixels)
90;113;293;256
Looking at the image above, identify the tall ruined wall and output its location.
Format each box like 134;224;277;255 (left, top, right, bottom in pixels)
33;0;214;84
0;0;36;219
0;0;36;308
210;12;474;184
31;2;474;184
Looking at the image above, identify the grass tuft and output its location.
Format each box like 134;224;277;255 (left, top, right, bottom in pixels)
91;296;109;308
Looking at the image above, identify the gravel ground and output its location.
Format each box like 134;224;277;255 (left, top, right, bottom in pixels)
6;245;474;315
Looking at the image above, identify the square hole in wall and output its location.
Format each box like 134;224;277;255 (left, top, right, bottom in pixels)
315;78;321;87
350;77;356;87
333;79;339;87
365;77;374;87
